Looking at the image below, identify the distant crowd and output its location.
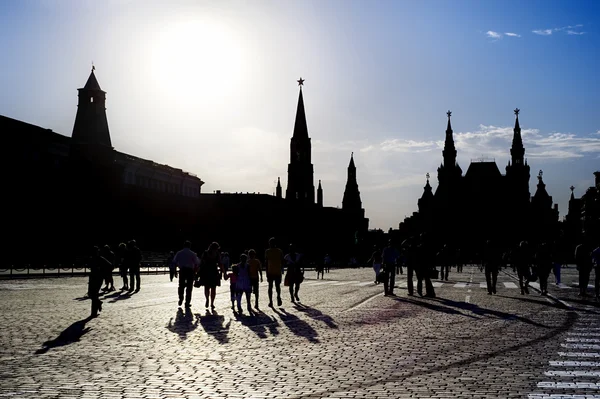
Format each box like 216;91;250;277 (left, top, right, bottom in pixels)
83;234;600;318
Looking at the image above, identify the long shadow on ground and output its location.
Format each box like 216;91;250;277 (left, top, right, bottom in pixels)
35;316;94;354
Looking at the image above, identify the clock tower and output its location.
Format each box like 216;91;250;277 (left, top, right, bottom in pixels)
286;78;315;204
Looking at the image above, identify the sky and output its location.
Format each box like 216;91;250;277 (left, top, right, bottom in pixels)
1;0;599;230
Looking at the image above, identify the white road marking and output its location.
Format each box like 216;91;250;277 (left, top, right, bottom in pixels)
537;382;600;389
568;333;600;337
480;282;487;288
465;295;470;303
503;282;518;288
561;344;600;350
431;282;444;288
566;338;600;343
549;361;600;367
544;370;600;377
558;352;600;358
454;282;468;288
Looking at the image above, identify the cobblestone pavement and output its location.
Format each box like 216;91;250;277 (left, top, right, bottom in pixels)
1;265;598;398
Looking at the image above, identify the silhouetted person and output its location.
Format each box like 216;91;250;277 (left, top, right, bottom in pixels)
199;242;223;309
368;246;383;284
174;241;200;308
247;249;263;309
513;241;531;295
536;242;552;296
284;244;304;303
126;240;142;292
167;251;177;281
382;239;399;296
483;240;500;295
437;243;451;281
592;243;600;301
89;246;110;317
456;248;463;273
101;244;115;291
416;233;435;298
575;239;593;297
402;238;416;296
265;237;284;307
117;242;128;290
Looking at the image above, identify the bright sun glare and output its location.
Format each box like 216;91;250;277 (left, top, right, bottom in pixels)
151;18;245;106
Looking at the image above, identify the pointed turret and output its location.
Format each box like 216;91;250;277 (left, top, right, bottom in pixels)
510;108;525;165
317;180;323;207
532;170;552;209
342;153;362;211
276;177;282;199
71;67;112;148
418;173;434;213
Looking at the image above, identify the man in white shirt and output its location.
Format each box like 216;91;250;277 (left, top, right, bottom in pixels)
174;240;200;307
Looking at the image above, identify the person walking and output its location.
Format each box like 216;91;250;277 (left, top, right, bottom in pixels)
167;251;177;282
89;246;111;318
592;243;600;301
235;254;253;314
483;240;500;295
284;244;304;303
126;240;142;293
173;241;200;308
199;242;224;309
575;238;593;298
265;237;284;307
382;239;399;296
368;246;383;284
247;249;263;309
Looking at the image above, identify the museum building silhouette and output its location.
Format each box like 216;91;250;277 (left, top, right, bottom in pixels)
398;110;560;252
2;69;368;264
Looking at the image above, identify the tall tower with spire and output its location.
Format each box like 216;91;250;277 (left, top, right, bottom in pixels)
286;78;315;204
342;153;363;211
276;177;282;199
72;66;112;149
317;180;323;207
505;108;530;203
436;110;462;186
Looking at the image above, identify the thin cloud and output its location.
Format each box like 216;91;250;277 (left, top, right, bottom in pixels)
533;24;584;36
505;32;521;37
365;125;600;161
486;31;502;39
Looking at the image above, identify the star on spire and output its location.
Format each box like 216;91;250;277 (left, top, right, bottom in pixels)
570;185;575;193
426;172;430;181
514;108;520;116
447;110;452;118
538;169;543;180
92;61;95;72
297;77;305;87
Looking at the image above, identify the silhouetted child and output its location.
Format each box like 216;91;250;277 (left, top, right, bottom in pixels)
224;264;239;310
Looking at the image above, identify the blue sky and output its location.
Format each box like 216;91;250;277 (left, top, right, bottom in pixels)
1;0;598;229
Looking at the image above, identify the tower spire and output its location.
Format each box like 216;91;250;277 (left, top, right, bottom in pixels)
292;77;308;139
442;110;457;168
317;179;323;207
342;153;362;211
510;108;525;165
